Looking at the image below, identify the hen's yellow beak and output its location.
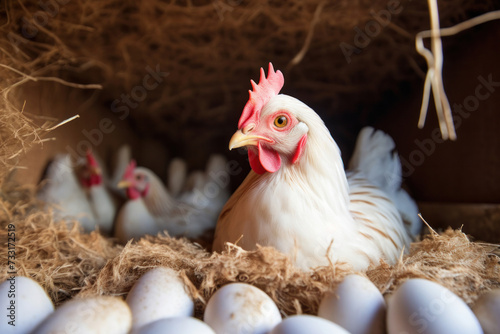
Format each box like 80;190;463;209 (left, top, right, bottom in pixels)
117;180;132;189
91;166;102;176
229;130;272;150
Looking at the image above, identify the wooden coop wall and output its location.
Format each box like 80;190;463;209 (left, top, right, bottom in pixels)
373;19;500;242
12;82;169;186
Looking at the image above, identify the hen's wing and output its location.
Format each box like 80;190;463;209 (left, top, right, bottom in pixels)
178;154;230;218
212;171;259;252
348;127;421;238
348;174;411;264
179;171;207;206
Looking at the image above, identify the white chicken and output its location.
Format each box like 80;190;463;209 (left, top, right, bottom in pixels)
81;150;117;234
38;150;117;234
177;154;231;213
213;63;420;270
167;157;188;198
108;144;133;199
114;155;230;243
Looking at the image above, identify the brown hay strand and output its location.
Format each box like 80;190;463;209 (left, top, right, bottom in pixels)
0;76;46;179
368;229;500;304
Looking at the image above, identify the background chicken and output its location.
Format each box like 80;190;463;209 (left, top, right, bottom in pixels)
38;151;117;234
108;144;133;199
177;154;231;213
213;63;420;271
167;157;188;198
81;151;118;234
115;155;230;243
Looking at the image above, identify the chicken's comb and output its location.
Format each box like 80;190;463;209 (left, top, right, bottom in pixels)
86;150;99;168
238;63;284;129
123;160;137;180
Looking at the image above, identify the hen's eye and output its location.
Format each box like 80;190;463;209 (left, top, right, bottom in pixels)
274;115;288;128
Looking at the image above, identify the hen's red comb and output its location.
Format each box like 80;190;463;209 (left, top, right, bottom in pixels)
238;63;284;129
123;160;136;180
86;150;99;168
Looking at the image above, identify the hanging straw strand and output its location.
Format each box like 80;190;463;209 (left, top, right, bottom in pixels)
416;5;500;140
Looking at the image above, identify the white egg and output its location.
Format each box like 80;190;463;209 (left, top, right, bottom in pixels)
131;317;215;334
126;267;194;330
318;274;385;334
204;282;281;334
387;278;483;334
472;289;500;334
0;276;54;334
32;295;131;334
270;315;350;334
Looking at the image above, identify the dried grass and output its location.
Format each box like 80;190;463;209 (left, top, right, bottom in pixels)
0;75;46;180
1;0;499;146
369;229;500;304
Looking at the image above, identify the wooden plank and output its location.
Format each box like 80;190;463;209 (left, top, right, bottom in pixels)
417;202;500;243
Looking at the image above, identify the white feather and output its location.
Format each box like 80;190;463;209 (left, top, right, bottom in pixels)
87;184;117;234
114;199;160;243
167;157;188;197
38;154;97;232
349;127;422;237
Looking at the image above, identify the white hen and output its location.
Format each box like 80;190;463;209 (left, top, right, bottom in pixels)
81;150;118;234
38;153;96;231
178;154;231;215
213;63;419;270
38;151;117;234
114;157;229;243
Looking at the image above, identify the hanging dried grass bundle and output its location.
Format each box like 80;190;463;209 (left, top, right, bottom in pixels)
416;4;500;140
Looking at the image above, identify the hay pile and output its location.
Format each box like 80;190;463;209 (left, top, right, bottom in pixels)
1;0;500;151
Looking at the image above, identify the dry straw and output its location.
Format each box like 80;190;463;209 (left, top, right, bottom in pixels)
416;5;500;140
1;0;499;146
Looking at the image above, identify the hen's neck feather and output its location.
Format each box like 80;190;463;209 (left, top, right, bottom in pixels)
136;167;175;216
270;103;350;214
